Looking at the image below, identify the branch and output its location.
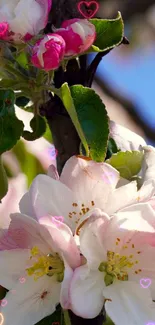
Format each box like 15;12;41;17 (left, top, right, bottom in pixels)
95;75;155;141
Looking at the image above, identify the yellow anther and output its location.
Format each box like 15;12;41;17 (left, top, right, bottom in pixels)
31;246;39;256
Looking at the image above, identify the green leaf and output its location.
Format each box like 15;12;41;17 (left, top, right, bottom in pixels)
106;151;144;180
35;304;65;325
60;83;89;156
15;96;30;107
22;115;46;141
0;89;24;154
106;137;120;159
0;156;8;200
89;12;124;52
70;85;109;161
16;51;28;69
104;316;115;325
43;118;53;143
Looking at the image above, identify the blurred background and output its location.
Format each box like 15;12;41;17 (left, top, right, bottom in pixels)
1;0;155;222
92;0;155;145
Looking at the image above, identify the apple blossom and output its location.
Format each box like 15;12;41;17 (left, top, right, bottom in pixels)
56;19;96;56
110;120;146;151
31;33;66;71
0;0;52;41
69;207;155;324
19;155;155;236
0;212;80;325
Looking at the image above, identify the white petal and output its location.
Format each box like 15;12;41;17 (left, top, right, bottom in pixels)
60;156;120;211
104;281;155;325
60;258;73;309
70;265;104;318
105;181;138;215
0;275;61;325
79;210;109;269
29;174;78;231
110;121;146;151
137;179;155;203
19;191;36;219
0;249;30;289
142;146;155;182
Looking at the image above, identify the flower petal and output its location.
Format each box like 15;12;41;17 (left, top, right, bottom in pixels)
105;181;138;215
0;249;30;289
19;191;36;220
60;258;73;309
9;213;51;254
60;156;120;210
47;164;59;180
39;218;81;269
110;121;146;151
70;265;104;318
29;174;78;231
104;281;155;325
0;274;60;325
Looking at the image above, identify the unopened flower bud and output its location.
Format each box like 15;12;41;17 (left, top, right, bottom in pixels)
56;19;96;56
31;34;66;71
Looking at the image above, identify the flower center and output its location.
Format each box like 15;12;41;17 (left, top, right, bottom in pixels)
99;246;141;286
26;246;64;282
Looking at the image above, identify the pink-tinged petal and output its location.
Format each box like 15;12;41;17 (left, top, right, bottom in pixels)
29;174;79;231
0;249;30;289
104;281;155;325
47;164;59;180
39;217;81;269
105;181;138;215
8;213;51;254
60;156;119;211
19;191;36;220
60;258;73;309
110;120;146;151
0;174;27;230
1;274;60;325
70;265;104;318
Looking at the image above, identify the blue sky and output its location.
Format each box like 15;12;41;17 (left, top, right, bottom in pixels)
91;46;155;144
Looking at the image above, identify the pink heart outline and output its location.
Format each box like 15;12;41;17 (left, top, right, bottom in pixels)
77;1;99;19
140;278;152;289
52;216;64;227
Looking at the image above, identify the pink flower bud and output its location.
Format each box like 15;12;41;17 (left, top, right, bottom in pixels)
31;33;66;71
56;19;96;56
0;22;9;40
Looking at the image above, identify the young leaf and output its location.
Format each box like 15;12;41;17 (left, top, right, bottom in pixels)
22;115;46;141
70;85;109;161
106;137;120;159
0;89;24;154
61;83;89;156
16;96;30;107
106;151;144;180
89;12;124;52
